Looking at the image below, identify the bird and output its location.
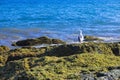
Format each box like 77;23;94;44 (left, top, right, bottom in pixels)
78;30;84;43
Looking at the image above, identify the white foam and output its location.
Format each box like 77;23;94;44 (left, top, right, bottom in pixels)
98;36;120;42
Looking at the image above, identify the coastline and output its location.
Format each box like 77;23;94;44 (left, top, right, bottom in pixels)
1;0;120;79
0;34;120;49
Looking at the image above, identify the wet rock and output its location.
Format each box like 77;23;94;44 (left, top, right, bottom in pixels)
12;36;65;46
84;35;103;41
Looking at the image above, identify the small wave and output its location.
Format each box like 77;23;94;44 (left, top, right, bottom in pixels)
99;36;120;42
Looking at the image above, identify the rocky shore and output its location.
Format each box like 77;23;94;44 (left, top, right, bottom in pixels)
0;36;120;80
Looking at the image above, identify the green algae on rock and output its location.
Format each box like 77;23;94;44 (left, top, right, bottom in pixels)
7;42;120;62
52;39;65;44
0;45;10;53
0;55;8;66
0;42;120;79
0;53;120;80
0;46;10;66
12;36;65;46
7;47;47;61
84;35;103;41
45;42;120;57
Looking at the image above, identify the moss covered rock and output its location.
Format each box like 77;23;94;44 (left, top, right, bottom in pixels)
0;55;8;66
0;41;120;79
52;39;65;44
84;35;103;41
7;47;47;61
12;36;65;46
0;45;10;53
7;42;120;61
0;54;120;80
0;60;31;80
108;43;120;56
45;42;120;57
0;46;9;66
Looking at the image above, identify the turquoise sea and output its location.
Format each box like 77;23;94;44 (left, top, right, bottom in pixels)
0;0;120;46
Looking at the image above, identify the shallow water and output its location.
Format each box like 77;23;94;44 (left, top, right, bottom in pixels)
0;0;120;47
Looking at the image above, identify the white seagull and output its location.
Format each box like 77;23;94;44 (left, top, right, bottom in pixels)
78;30;84;43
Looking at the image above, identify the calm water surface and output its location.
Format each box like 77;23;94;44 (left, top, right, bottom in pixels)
0;0;120;47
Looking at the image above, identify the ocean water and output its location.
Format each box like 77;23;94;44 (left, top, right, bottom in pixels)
0;0;120;46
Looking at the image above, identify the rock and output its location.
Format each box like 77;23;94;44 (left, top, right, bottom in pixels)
110;43;120;56
109;69;120;79
108;66;120;70
0;45;10;53
12;36;65;46
81;73;96;80
15;71;37;80
84;35;103;41
97;69;120;80
7;42;120;61
81;69;120;80
46;42;115;57
7;47;47;61
0;46;9;66
52;39;65;44
96;72;108;77
37;36;52;44
12;39;36;46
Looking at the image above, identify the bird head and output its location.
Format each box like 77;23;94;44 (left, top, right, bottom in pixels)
79;30;82;34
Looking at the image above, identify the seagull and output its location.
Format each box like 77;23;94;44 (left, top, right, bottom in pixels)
78;30;84;43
